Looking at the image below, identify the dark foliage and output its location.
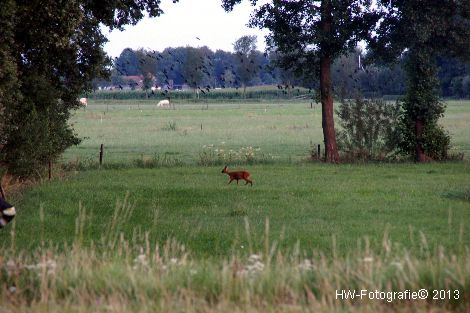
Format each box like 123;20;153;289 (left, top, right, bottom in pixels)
0;0;177;177
336;98;401;160
369;0;470;161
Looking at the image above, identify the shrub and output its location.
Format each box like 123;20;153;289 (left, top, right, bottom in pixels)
397;119;451;161
161;121;177;131
336;98;401;160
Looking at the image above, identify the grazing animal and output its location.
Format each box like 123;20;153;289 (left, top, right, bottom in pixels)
0;197;16;228
221;165;253;186
157;99;170;108
79;97;88;106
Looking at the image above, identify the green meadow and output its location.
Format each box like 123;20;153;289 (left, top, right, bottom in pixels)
1;99;469;312
62;99;470;164
5;100;470;254
7;163;470;256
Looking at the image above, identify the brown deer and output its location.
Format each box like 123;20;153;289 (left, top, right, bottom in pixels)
221;165;253;186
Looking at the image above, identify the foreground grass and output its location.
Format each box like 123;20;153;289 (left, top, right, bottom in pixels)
4;163;469;257
1;238;469;312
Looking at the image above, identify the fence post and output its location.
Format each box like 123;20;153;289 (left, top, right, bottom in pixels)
48;160;52;180
99;144;104;166
317;144;321;159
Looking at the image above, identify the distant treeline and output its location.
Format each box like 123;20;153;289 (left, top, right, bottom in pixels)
93;46;470;99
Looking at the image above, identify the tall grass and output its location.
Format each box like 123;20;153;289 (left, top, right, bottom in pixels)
1;208;468;312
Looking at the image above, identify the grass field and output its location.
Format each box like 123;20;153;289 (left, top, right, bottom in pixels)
62;100;470;164
5;100;470;254
63;100;323;164
1;99;469;312
6;163;470;256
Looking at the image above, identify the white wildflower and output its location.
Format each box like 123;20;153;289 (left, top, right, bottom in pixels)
390;261;403;270
298;259;314;271
46;260;57;275
5;260;17;277
25;259;58;276
240;254;265;277
248;254;262;263
133;254;148;270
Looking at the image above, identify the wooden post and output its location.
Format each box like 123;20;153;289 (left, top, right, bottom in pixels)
48;160;52;180
99;144;104;166
311;102;313;109
200;123;203;131
317;144;321;159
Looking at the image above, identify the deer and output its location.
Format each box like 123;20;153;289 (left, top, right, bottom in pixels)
221;165;253;186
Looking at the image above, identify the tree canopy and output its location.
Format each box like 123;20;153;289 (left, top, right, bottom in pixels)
222;0;379;162
369;0;470;161
0;0;177;176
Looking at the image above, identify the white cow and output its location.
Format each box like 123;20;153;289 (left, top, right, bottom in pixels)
79;97;88;107
157;99;170;108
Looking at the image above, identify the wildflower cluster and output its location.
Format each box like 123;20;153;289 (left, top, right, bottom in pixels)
298;259;314;272
199;143;271;165
238;254;265;277
132;252;187;272
6;258;58;277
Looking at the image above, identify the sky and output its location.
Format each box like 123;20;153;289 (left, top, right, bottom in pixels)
102;0;270;58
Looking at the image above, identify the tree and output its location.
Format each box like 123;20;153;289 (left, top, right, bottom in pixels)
115;48;140;76
0;0;20;151
135;48;156;95
213;49;235;88
233;35;259;95
182;47;207;97
0;0;177;176
369;0;470;161
222;0;378;163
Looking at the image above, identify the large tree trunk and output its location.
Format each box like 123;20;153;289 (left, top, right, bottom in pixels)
320;0;340;163
320;55;340;163
414;119;427;162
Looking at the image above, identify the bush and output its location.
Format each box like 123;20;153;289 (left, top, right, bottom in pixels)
398;120;451;161
336;98;401;160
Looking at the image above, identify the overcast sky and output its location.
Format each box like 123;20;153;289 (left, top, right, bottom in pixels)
102;0;270;58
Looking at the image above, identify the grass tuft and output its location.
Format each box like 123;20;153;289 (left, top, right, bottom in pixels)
443;190;470;202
